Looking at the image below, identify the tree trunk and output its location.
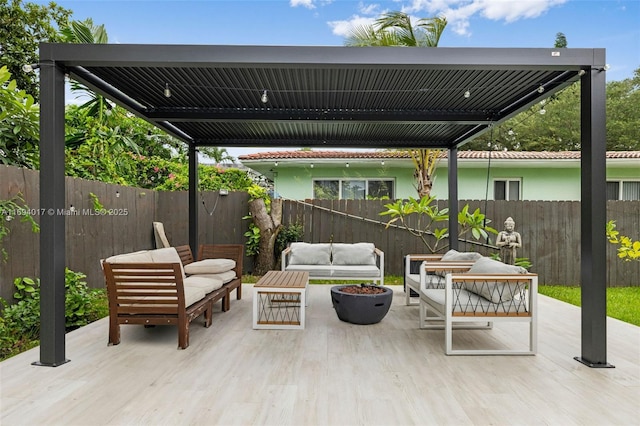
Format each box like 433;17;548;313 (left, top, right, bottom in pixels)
248;198;282;275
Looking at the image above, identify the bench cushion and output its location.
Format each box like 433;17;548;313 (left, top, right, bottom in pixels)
149;247;187;278
407;273;445;290
285;264;380;279
104;250;153;264
184;258;235;275
332;243;376;266
423;288;529;314
184;275;224;293
193;270;236;284
288;242;331;265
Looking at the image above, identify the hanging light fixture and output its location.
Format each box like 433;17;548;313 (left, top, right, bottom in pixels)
463;90;470;98
537;85;545;94
164;83;172;98
261;90;269;104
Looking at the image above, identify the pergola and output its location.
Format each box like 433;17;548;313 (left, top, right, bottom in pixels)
37;44;611;367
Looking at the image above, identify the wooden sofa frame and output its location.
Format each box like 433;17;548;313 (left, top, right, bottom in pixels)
103;244;243;349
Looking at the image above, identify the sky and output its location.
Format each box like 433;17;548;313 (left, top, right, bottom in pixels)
33;0;640;159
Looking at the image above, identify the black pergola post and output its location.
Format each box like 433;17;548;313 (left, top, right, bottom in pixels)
188;144;199;257
35;55;69;367
575;65;614;368
448;146;459;251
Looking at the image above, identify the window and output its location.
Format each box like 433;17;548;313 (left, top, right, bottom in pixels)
313;179;394;200
607;180;640;200
494;179;521;201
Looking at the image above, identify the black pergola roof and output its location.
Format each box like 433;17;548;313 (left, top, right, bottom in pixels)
37;44;611;368
46;44;591;148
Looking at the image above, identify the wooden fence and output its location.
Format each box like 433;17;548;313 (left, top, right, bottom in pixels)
1;165;638;302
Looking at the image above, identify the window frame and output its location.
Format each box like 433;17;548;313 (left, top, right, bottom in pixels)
606;179;640;200
312;178;395;200
493;178;522;201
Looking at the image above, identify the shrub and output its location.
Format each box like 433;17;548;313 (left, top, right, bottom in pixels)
0;268;108;360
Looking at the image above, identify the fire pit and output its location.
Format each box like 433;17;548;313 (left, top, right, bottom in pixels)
330;284;393;325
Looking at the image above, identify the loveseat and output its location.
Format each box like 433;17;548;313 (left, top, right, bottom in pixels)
102;244;242;349
405;250;538;355
282;242;384;285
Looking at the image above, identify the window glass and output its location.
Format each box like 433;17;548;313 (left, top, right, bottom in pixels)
368;180;394;199
508;181;520;201
342;180;366;199
606;182;620;200
313;180;339;200
622;182;640;200
494;181;506;200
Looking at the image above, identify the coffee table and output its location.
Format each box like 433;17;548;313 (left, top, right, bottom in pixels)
252;271;309;330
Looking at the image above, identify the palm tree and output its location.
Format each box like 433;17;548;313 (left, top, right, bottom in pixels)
345;12;447;197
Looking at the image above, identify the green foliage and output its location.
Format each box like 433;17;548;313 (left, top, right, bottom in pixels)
275;223;304;255
0;0;71;99
489;252;533;270
0;268;109;360
0;193;40;261
538;285;640;327
380;195;497;253
467;68;640;151
243;220;261;257
0;66;40;168
88;192;104;211
606;220;640;261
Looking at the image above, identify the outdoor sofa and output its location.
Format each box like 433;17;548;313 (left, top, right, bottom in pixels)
102;244;242;349
405;250;538;355
281;242;384;285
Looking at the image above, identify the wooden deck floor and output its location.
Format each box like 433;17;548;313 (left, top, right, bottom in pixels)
1;284;639;426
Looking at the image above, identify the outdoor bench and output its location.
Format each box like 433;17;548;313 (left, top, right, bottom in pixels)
102;244;242;349
415;255;538;355
281;242;384;285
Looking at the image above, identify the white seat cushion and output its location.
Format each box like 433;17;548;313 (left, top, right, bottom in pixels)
192;270;236;284
332;243;376;266
184;258;235;275
184;275;224;293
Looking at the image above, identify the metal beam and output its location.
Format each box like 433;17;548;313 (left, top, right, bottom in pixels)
575;65;613;368
188;145;199;257
146;108;490;124
448;147;459;250
36;57;69;367
40;43;599;70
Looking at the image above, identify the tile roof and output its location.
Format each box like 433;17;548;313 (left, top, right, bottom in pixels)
238;150;640;161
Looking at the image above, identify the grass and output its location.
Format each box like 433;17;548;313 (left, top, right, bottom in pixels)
538;285;640;326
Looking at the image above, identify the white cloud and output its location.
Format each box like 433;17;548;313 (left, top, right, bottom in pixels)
328;15;377;37
359;1;382;15
345;0;568;36
290;0;316;9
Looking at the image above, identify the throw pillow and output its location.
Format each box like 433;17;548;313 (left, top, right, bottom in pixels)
332;243;376;266
441;249;483;262
288;242;331;265
464;257;527;303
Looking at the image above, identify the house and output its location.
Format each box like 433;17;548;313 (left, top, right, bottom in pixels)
239;150;640;201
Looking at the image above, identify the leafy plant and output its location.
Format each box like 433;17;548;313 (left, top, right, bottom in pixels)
489;253;533;270
243;218;261;257
0;193;40;261
380;195;497;253
0;66;40;168
275;222;304;255
606;220;640;261
88;192;104;211
0;268;108;360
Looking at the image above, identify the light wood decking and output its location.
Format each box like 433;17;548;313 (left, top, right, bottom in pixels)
1;284;638;425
